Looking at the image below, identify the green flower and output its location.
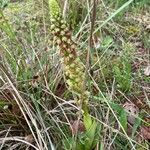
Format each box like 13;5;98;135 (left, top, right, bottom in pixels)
49;0;60;19
49;0;89;113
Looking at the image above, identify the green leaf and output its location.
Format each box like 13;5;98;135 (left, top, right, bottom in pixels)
110;102;127;131
119;109;127;131
100;142;104;150
63;137;84;150
83;113;92;131
131;118;141;138
109;102;123;114
101;36;113;48
0;0;9;9
84;120;98;150
113;59;132;92
0;100;10;109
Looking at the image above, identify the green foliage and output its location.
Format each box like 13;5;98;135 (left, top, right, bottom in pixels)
101;36;113;49
0;0;9;9
63;120;100;150
0;10;15;40
107;0;150;8
110;102;127;131
133;0;150;6
131;117;141;138
0;100;10;110
142;31;150;49
113;58;132;92
83;113;93;131
67;0;87;29
83;114;99;149
113;42;135;92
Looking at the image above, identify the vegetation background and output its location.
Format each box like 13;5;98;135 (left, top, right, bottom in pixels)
0;0;150;149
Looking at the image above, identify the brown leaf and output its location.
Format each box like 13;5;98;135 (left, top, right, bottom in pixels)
144;64;150;76
24;134;34;143
140;126;150;140
123;102;139;125
55;81;66;98
70;120;85;135
30;74;41;88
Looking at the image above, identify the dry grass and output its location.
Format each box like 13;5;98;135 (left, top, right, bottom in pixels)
0;0;150;149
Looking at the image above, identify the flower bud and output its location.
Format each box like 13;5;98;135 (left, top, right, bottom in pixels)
62;36;67;42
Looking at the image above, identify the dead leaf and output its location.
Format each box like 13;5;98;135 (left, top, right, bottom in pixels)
146;24;150;30
70;120;85;135
144;64;150;76
55;81;66;98
24;134;34;143
123;102;139;125
140;126;150;140
30;73;41;88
